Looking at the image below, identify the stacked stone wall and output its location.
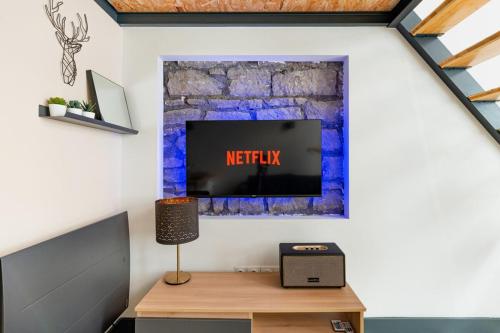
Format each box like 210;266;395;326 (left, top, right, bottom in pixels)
163;61;345;216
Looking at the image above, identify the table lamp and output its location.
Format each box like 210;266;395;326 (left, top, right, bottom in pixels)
155;197;199;285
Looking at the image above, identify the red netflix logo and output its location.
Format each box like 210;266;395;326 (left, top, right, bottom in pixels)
226;150;280;166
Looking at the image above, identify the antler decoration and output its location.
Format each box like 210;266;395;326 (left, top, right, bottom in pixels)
45;0;90;86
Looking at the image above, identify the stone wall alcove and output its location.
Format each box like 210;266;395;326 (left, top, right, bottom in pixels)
162;58;347;217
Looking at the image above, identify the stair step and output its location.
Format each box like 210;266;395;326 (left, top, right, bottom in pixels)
412;0;489;36
440;31;500;68
469;87;500;102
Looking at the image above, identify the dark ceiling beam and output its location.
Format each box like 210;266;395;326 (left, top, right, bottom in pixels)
387;0;424;27
116;12;392;27
93;1;394;26
94;1;420;27
94;0;118;22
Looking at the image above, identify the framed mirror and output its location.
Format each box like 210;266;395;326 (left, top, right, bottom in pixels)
87;70;134;129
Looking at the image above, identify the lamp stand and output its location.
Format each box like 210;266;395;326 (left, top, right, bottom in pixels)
164;244;191;285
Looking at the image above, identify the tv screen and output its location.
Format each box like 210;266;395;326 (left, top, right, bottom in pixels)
186;120;322;197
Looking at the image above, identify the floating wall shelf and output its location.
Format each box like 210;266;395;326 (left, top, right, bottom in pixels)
39;105;138;135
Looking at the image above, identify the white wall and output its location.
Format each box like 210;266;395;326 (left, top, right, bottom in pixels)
0;0;124;256
122;26;500;318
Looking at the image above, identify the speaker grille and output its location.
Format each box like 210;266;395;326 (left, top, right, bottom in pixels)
282;255;344;287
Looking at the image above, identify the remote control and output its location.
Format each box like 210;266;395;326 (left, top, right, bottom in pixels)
331;320;345;331
342;321;354;333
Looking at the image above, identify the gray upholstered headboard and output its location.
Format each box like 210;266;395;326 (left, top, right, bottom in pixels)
0;212;130;333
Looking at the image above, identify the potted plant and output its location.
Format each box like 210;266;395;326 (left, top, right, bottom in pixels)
67;100;83;116
47;97;67;117
81;100;96;119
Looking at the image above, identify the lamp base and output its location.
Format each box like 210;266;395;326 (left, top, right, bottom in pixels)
164;271;191;285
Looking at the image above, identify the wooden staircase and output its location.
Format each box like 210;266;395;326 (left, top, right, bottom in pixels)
411;0;489;35
397;0;500;144
469;87;500;102
440;31;500;68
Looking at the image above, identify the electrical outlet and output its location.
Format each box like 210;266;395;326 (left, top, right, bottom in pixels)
234;266;247;273
260;266;279;273
234;266;279;273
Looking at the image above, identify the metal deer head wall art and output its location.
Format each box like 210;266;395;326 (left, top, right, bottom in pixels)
45;0;90;86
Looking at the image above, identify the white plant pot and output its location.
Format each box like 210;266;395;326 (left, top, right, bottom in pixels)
48;104;67;117
67;108;83;116
82;111;96;119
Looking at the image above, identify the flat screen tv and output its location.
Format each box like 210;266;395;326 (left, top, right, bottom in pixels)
186;120;322;197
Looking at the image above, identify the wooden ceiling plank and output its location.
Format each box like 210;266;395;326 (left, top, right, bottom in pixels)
280;0;309;11
411;0;489;36
109;0;178;12
440;31;500;68
469;87;500;102
108;0;400;12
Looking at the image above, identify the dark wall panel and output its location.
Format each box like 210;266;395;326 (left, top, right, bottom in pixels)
0;212;130;333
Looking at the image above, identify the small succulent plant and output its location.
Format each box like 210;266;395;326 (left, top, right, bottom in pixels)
67;100;82;109
47;97;66;105
81;100;95;113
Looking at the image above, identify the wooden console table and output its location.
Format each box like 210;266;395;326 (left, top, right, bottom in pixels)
135;272;366;333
